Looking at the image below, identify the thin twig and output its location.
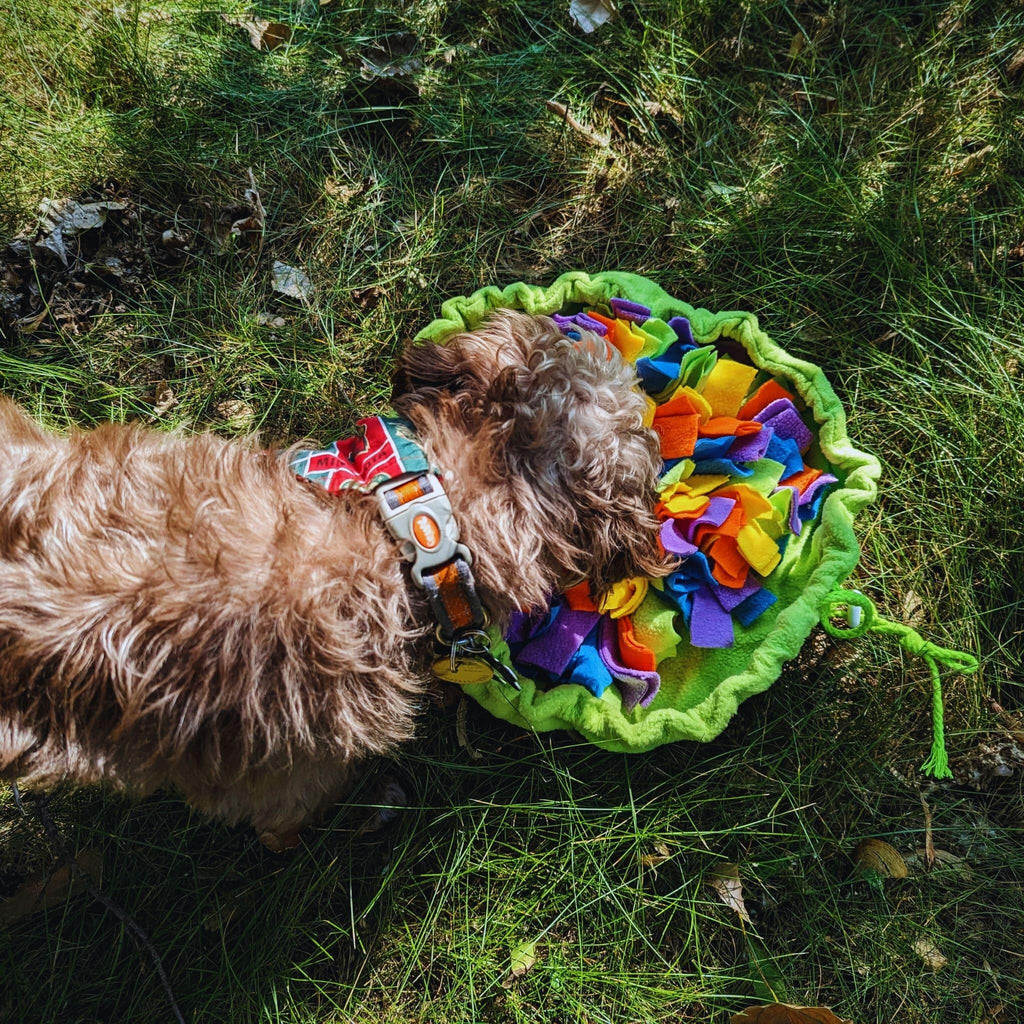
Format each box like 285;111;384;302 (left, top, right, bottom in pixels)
545;99;612;149
31;795;187;1024
919;789;935;871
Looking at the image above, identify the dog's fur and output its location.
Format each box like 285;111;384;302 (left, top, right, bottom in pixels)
0;311;666;844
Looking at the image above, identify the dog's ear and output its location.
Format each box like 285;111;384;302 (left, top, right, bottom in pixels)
392;315;530;407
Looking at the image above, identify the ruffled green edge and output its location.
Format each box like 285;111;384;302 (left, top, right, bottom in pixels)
415;271;882;752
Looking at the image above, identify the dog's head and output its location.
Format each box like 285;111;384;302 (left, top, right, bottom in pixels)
392;310;671;603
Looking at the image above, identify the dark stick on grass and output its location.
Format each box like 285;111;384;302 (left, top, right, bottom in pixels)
29;792;187;1024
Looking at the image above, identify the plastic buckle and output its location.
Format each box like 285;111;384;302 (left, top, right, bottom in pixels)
374;472;472;586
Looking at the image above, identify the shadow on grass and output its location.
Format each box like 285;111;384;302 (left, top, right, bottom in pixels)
1;0;1023;1020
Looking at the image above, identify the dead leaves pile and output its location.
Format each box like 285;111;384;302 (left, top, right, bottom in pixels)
0;189;183;337
1;170;313;339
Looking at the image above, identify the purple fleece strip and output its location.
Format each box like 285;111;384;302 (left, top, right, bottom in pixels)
773;485;803;536
517;608;600;675
660;519;698;557
597;618;661;711
798;473;838;506
690;586;735;648
553;312;608;336
754;399;813;454
684;496;736;543
729;426;772;463
575;312;608;335
667;316;695;345
610;298;651;323
711;576;763;612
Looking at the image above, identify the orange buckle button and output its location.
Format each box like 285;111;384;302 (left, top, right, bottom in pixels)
412;512;441;550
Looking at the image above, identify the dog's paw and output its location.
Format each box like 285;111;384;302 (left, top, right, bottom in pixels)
258;829;301;852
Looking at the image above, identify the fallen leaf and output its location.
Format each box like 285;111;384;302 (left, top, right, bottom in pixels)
0;850;103;927
256;312;287;328
359;33;423;81
232;170;266;240
731;1004;854;1024
901;589;926;627
34;198;126;264
161;228;190;250
913;937;948;971
271;261;313;302
501;939;538;988
207;172;266;251
351;285;383;309
640;842;671;871
221;14;291;51
152;381;177;417
569;0;616;33
708;862;752;924
215;399;256;430
854;838;908;879
951;144;994;178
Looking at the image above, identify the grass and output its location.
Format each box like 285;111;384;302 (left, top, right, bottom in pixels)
1;0;1024;1020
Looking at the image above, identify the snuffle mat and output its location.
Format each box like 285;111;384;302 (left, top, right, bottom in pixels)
416;271;894;756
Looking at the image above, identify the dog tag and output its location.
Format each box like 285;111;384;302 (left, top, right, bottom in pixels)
431;656;493;685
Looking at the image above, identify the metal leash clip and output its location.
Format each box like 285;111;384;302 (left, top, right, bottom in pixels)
431;627;521;690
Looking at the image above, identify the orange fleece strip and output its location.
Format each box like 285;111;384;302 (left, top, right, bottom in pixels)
737;379;797;419
617;617;658;672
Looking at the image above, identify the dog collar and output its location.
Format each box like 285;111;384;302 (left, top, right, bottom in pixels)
290;417;518;686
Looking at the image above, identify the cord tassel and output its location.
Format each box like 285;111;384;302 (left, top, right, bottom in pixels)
821;589;978;779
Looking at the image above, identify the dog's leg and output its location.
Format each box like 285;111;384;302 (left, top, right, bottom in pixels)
246;759;357;851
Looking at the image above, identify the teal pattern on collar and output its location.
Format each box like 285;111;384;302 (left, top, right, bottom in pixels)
290;416;433;494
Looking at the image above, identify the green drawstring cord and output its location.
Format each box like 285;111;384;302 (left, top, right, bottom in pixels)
820;589;979;780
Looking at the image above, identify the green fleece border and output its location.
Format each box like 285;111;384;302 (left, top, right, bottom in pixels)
415;272;881;752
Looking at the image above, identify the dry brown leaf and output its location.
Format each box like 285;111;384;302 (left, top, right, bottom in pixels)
901;589;926;627
951;144;994;178
569;0;616;33
271;261;313;302
215;399;255;430
232;171;266;240
501;939;538;988
913;937;948;971
221;14;291;51
160;228;190;250
708;862;752;924
731;1004;854;1024
359;34;423;81
0;850;102;927
854;839;908;879
640;842;671;871
152;381;177;418
34;198;126;264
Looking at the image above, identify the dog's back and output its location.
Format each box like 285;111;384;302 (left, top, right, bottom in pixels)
0;397;423;837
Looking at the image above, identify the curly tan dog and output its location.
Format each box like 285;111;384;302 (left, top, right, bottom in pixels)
0;311;666;847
